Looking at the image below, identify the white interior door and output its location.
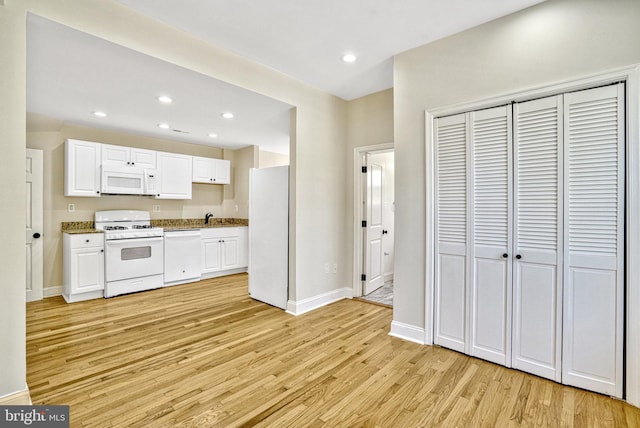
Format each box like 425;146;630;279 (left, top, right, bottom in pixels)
434;113;468;353
364;158;384;295
562;84;625;397
469;106;512;366
511;95;563;382
26;148;44;302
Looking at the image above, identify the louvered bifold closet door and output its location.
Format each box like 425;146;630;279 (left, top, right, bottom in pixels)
434;113;468;352
512;95;563;382
468;106;512;366
562;84;625;398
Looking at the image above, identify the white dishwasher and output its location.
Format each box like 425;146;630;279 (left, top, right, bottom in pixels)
164;229;202;286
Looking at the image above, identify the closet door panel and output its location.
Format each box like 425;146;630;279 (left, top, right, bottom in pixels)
434;113;468;353
512;95;563;382
469;106;512;365
563;84;624;397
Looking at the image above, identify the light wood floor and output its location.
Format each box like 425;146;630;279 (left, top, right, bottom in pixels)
27;274;640;427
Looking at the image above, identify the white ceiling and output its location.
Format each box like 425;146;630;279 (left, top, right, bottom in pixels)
26;1;544;154
116;0;545;100
26;15;293;154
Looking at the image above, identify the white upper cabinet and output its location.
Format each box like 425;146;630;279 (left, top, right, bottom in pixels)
64;139;102;197
156;151;193;199
102;144;156;169
192;156;231;184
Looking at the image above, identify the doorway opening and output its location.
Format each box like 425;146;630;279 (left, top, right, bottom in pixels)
353;144;394;307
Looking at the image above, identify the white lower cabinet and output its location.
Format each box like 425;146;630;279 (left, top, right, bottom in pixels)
63;233;105;303
164;230;202;286
201;227;248;277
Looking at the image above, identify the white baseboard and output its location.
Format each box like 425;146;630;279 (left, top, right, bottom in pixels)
44;285;62;298
286;287;352;316
389;320;426;345
0;388;31;405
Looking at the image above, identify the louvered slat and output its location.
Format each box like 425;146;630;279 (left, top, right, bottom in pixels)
437;120;467;244
516;107;559;251
473;114;509;247
567;98;619;254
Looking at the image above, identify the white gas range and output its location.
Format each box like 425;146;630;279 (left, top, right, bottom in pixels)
95;210;164;297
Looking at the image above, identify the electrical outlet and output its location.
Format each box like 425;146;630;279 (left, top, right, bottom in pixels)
67;203;75;212
332;263;338;274
152;205;160;212
324;263;330;274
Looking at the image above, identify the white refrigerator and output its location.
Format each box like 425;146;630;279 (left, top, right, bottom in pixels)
248;166;289;309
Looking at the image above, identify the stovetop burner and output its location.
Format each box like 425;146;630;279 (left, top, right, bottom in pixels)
103;225;128;230
132;224;153;229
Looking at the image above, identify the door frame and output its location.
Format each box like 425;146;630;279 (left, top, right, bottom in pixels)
353;143;394;297
425;65;640;407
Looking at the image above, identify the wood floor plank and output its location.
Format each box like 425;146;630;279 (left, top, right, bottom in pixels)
26;273;640;427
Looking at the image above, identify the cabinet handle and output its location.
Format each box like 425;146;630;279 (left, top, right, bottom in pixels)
516;254;522;259
502;253;508;258
127;161;131;165
132;162;135;165
101;249;104;253
86;239;90;243
97;191;100;194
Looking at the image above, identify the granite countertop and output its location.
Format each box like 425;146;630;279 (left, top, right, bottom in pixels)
61;218;248;234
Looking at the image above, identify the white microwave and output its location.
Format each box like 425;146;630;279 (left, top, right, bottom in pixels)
101;165;158;195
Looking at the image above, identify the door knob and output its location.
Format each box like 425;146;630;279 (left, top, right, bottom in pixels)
382;229;388;235
33;232;41;239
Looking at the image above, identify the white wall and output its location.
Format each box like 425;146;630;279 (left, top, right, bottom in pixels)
0;0;348;399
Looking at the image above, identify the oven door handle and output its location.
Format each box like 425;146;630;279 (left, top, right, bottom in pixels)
106;236;164;245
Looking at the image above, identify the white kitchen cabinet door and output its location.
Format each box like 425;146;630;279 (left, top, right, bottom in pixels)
102;144;156;169
63;233;105;302
156;151;192;199
130;148;156;169
202;238;222;273
64;139;102;197
562;84;625;397
193;156;231;184
214;159;231;184
468;106;512;366
193;156;215;183
220;237;240;270
434;113;468;353
511;95;563;382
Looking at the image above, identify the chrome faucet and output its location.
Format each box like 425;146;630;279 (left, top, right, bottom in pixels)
205;212;214;224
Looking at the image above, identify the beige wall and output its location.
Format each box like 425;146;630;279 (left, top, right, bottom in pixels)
392;0;640;329
0;0;27;399
259;150;289;168
26;122;239;291
222;145;258;219
345;89;394;286
1;0;349;399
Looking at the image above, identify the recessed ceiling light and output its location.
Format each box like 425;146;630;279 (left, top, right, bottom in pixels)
208;133;218;138
158;123;170;129
93;111;107;117
341;53;357;63
221;112;234;119
157;95;173;104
